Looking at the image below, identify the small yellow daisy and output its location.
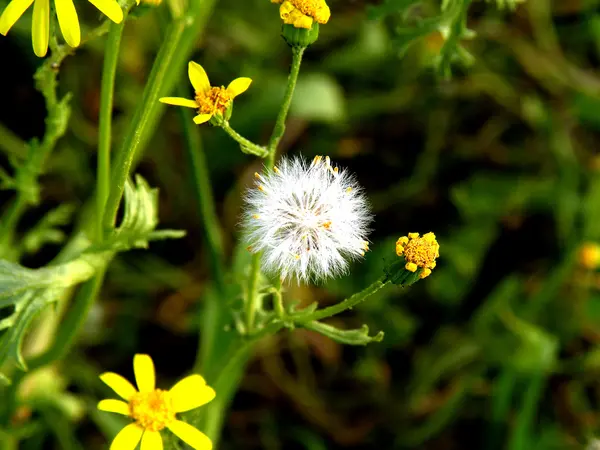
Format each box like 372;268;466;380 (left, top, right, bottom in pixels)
396;232;439;279
98;354;216;450
0;0;130;57
160;61;252;125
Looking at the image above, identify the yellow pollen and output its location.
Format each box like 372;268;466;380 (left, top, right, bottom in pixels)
294;254;301;260
333;167;338;174
254;172;261;179
362;241;369;251
247;245;253;252
312;155;323;166
322;221;332;229
253;214;260;219
195;86;232;116
346;187;352;193
274;166;280;174
396;232;439;275
258;185;265;192
129;389;175;432
286;0;330;23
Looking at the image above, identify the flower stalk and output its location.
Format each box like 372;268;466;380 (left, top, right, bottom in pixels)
267;45;305;165
245;44;306;333
220;121;268;157
96;18;127;242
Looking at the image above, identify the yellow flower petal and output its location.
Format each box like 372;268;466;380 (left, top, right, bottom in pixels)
226;77;252;98
193;114;212;125
110;423;144;450
32;0;49;57
167;420;212;450
100;373;137;401
0;0;34;36
141;431;163;450
55;0;80;47
279;0;295;18
169;375;215;413
88;0;123;23
133;354;155;393
97;399;130;416
188;61;210;94
159;97;198;108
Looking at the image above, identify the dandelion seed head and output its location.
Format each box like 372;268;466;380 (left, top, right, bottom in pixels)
243;155;372;283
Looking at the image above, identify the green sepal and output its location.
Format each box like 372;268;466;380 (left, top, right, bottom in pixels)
282;22;319;48
383;258;424;286
303;321;384;345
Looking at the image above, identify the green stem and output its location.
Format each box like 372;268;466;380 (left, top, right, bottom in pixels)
202;321;284;444
178;95;226;291
245;255;262;332
299;278;389;323
102;20;187;233
220;121;268;157
267;46;305;164
244;45;305;332
26;269;107;371
508;372;546;450
96;20;127;242
272;278;284;318
175;87;229;373
102;0;218;232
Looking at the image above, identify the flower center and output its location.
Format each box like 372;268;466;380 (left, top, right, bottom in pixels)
396;232;439;278
289;0;330;23
129;389;176;432
195;87;232;116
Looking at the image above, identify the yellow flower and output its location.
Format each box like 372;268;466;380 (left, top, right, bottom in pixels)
579;242;600;270
271;0;330;29
0;0;128;57
98;354;216;450
396;232;439;279
159;61;252;125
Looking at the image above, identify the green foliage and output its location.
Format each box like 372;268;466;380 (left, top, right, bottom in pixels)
303;321;384;345
0;175;182;382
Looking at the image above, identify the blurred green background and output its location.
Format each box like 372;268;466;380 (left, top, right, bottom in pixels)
2;0;600;449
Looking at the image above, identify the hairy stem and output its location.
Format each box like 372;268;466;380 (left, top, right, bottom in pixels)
27;268;107;371
96;20;127;242
220;121;268;157
245;45;306;332
267;46;305;164
102;0;218;233
299;278;389;323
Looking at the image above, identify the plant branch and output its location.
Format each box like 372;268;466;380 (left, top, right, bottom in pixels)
96;20;127;242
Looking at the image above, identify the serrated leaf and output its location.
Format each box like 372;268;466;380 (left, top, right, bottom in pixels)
0;175;183;379
101;175;185;251
0;254;108;377
304;321;384;345
21;204;75;255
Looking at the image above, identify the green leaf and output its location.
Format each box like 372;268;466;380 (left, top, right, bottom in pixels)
303;321;384;345
0;255;106;375
100;175;185;251
21;204;75;256
0;176;183;379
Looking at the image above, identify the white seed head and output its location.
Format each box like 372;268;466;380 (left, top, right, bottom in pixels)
242;155;372;283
